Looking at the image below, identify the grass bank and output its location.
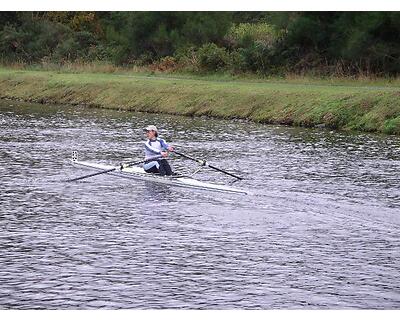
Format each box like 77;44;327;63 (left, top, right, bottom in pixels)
1;67;399;135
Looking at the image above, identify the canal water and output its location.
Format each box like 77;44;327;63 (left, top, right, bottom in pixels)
0;99;399;309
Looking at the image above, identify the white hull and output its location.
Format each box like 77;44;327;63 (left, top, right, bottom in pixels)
71;160;249;195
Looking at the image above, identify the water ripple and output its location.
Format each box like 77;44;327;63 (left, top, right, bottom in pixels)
0;100;399;309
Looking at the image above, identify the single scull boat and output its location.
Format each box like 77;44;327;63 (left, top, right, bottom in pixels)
70;157;249;195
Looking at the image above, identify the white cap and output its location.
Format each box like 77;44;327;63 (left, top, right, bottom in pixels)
144;125;158;132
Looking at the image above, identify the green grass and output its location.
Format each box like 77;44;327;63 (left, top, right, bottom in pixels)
1;67;399;135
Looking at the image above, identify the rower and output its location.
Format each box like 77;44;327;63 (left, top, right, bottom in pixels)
143;125;174;176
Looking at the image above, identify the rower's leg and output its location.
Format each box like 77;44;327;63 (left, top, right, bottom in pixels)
144;161;160;174
164;160;173;176
145;166;159;174
158;160;167;176
158;159;173;176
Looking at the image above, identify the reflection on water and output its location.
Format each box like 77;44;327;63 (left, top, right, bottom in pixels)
0;99;399;309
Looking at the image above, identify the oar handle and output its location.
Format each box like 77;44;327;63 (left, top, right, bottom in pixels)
121;155;163;169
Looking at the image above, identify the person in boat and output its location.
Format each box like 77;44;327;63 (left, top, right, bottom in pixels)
143;125;174;176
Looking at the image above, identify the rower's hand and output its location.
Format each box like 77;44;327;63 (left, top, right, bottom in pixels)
167;146;174;152
161;151;168;157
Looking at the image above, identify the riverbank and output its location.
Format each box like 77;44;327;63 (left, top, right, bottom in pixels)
1;67;399;135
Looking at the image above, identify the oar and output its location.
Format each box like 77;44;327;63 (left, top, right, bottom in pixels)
66;155;162;182
172;150;243;180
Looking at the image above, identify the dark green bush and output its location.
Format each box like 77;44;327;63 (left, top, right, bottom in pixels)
0;25;28;61
1;12;400;76
197;43;229;72
237;41;277;74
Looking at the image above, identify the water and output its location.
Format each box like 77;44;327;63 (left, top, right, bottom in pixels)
0;99;399;309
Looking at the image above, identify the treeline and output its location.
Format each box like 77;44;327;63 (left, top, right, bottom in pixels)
1;12;400;76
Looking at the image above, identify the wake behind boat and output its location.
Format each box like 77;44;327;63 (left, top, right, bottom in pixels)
69;155;249;195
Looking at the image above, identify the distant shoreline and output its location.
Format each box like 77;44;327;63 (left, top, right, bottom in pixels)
1;67;399;135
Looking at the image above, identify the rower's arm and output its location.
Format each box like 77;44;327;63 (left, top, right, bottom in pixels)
144;141;162;155
159;139;171;150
